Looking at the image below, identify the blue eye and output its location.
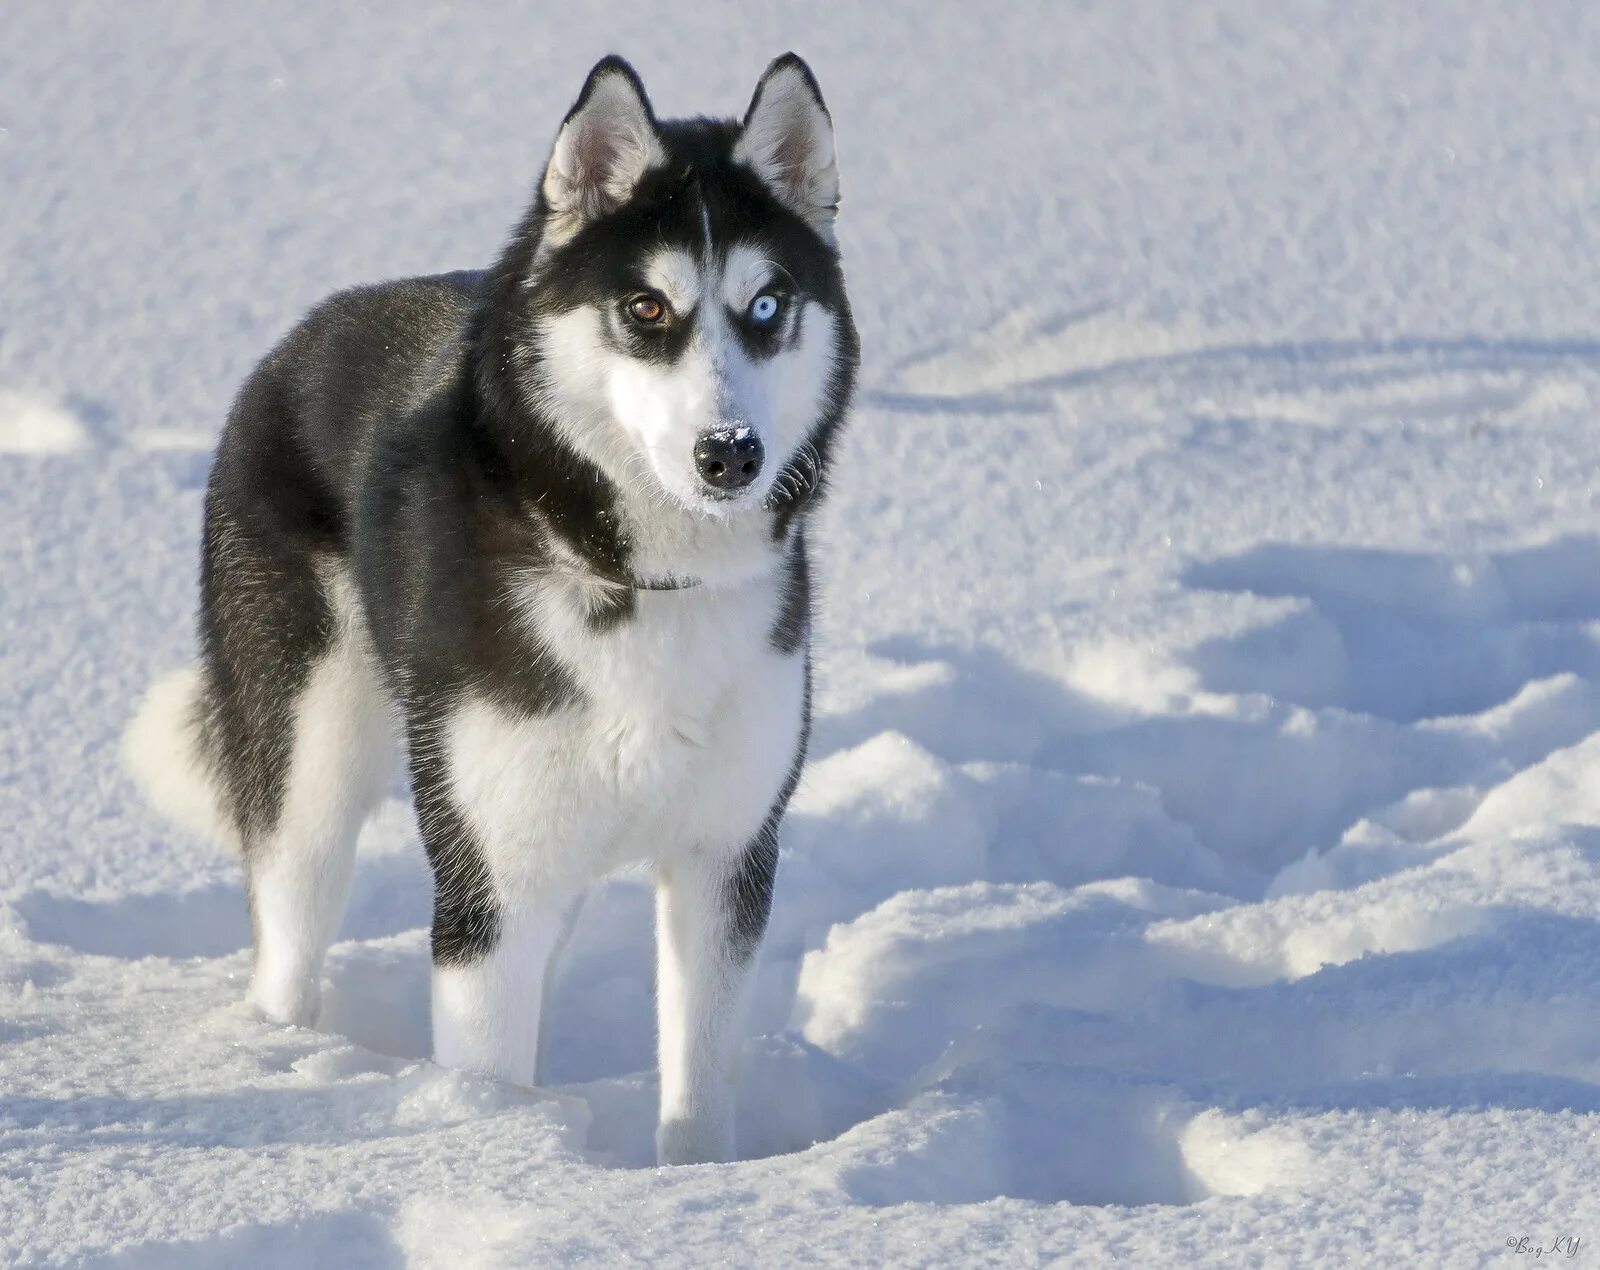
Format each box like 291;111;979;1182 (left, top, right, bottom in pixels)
749;293;781;324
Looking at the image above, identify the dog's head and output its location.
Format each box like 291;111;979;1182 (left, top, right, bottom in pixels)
514;55;857;519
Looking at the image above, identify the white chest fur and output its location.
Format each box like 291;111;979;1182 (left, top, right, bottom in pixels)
444;565;806;897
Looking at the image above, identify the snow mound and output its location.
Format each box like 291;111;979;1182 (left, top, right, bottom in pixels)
0;390;87;453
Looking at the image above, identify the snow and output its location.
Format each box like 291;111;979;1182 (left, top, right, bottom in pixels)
5;1;1600;1264
0;392;86;455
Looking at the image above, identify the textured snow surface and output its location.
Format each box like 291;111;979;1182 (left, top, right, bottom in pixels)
6;2;1600;1265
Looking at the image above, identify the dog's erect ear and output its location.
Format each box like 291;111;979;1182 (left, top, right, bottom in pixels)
541;56;665;240
733;54;840;238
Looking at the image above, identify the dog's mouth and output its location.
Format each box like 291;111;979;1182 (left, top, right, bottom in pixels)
676;462;811;518
665;480;775;520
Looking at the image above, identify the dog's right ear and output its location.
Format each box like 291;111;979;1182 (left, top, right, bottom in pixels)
541;56;665;242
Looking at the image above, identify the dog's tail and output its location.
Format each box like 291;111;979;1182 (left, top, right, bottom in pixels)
123;666;235;848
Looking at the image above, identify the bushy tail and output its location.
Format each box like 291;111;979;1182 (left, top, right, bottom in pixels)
123;666;236;848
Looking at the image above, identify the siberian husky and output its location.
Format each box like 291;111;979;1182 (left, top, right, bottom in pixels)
125;53;859;1165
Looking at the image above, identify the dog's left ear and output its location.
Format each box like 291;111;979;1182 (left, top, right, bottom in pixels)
733;54;840;239
542;56;665;241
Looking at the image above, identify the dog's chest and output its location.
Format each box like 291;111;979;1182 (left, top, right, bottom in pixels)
580;590;772;774
511;570;806;856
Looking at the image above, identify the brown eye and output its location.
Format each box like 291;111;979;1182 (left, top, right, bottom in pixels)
627;294;666;324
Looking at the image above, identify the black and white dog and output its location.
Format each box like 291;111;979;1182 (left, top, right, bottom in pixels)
126;54;858;1165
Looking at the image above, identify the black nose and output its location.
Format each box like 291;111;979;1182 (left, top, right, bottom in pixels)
694;428;764;493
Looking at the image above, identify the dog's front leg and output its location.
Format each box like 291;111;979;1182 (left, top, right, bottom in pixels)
429;883;581;1088
412;702;589;1089
654;827;779;1165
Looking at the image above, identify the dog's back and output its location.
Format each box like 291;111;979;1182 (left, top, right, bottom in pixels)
126;272;477;850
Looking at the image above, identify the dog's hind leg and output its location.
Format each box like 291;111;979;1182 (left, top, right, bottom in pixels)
198;495;393;1026
243;595;393;1026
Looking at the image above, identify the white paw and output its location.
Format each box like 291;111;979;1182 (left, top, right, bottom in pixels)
246;975;322;1028
656;1113;735;1166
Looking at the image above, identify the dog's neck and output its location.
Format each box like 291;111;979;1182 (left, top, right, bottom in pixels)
618;490;788;592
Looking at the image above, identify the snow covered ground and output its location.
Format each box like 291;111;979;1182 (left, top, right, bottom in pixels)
5;2;1600;1264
